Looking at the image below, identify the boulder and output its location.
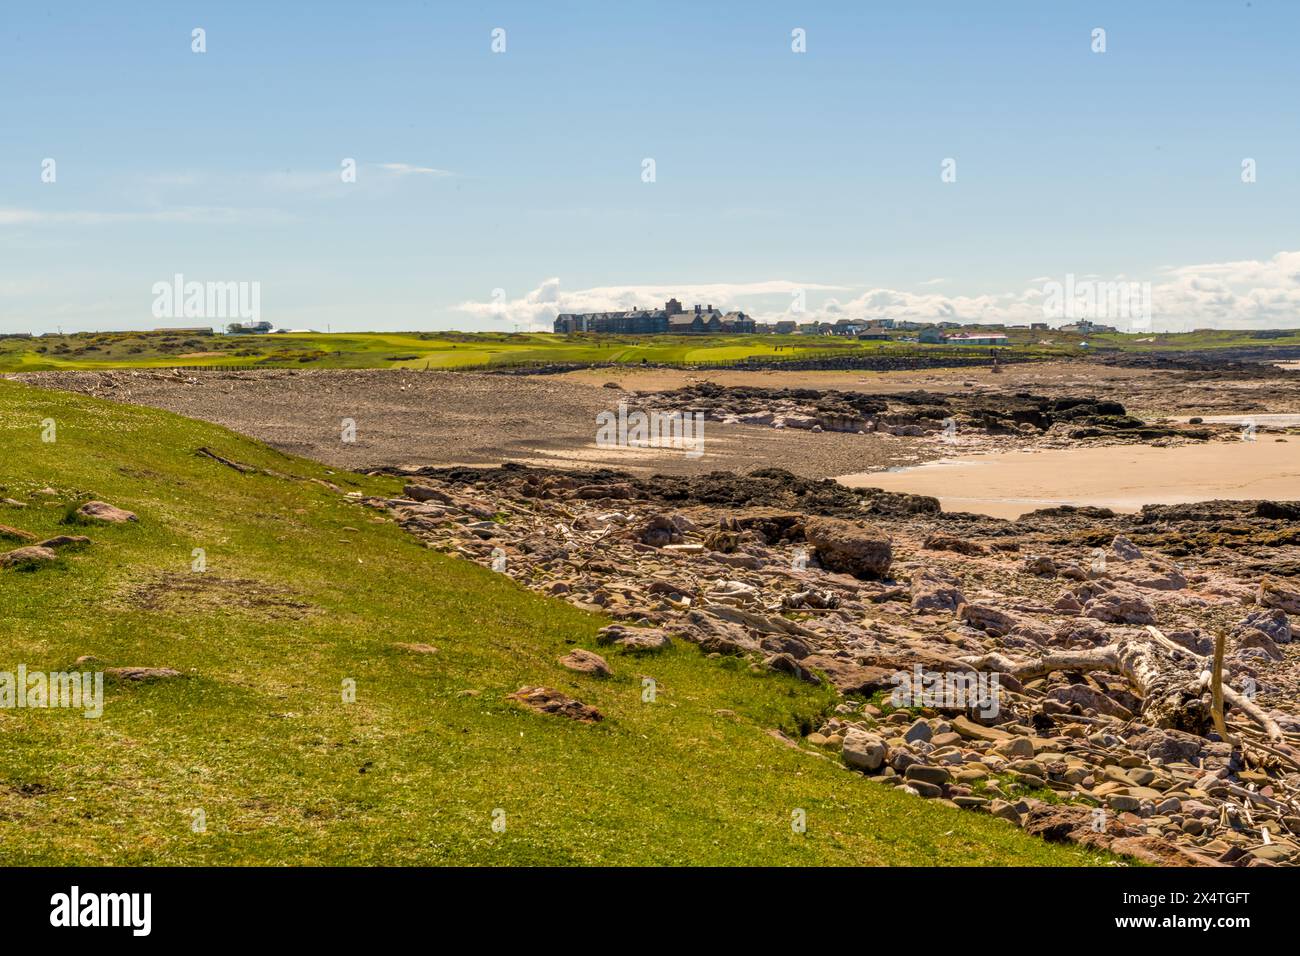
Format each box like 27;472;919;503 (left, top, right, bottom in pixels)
597;624;672;653
38;535;91;551
841;728;888;772
1110;535;1143;561
1045;683;1134;720
1111;559;1187;591
1023;554;1057;576
903;718;933;743
1053;590;1084;613
0;546;57;569
1234;629;1282;661
800;655;895;694
637;514;683;548
404;483;454;504
1260;577;1300;614
506;686;602;723
1165;628;1213;655
1234;607;1291;645
905;764;952;786
922;533;987;556
0;524;36;543
1082;584;1156;625
765;652;820;684
804;516;892;579
75;501;137;524
957;603;1023;637
558;648;612;677
910;570;965;614
681;610;760;655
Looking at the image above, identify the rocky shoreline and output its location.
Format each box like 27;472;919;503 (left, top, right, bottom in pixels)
359;463;1300;866
627;381;1248;448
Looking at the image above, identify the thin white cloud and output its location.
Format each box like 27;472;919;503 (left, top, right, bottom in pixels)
456;279;849;330
458;253;1300;332
376;163;454;177
0;206;287;226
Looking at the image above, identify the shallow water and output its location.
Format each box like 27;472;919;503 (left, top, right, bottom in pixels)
839;440;1300;519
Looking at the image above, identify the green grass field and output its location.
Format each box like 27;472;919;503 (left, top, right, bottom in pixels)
3;324;1298;374
0;379;1113;864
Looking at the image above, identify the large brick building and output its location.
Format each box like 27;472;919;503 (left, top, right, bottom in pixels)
554;299;755;335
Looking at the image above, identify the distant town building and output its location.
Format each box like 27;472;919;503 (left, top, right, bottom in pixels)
554;300;753;335
1060;320;1116;334
227;320;273;334
917;327;946;344
945;333;1010;346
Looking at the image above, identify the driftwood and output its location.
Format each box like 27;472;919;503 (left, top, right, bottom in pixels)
961;626;1290;749
1211;628;1231;742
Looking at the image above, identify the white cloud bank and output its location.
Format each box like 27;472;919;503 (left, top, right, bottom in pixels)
458;251;1300;332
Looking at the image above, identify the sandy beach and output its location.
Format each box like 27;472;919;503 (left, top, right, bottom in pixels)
841;439;1300;518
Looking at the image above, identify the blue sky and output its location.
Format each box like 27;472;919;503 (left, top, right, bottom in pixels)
2;0;1298;334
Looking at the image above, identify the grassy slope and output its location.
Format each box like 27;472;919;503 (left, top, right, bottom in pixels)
0;379;1109;865
5;326;1300;375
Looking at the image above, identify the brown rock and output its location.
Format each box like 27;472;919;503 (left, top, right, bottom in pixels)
0;545;57;569
558;648;611;677
804;516;892;579
801;655;895;694
923;533;987;556
404;483;454;504
957;603;1023;636
637;514;683;548
1260;577;1300;615
1083;584;1156;625
75;501;137;523
1045;683;1134;720
597;624;672;652
910;570;965;614
681;610;759;655
506;686;602;723
38;535;91;551
765;652;820;684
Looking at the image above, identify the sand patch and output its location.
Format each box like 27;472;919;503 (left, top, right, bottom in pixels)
840;440;1300;519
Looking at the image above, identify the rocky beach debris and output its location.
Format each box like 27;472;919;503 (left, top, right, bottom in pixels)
627;382;1232;448
361;462;1300;866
